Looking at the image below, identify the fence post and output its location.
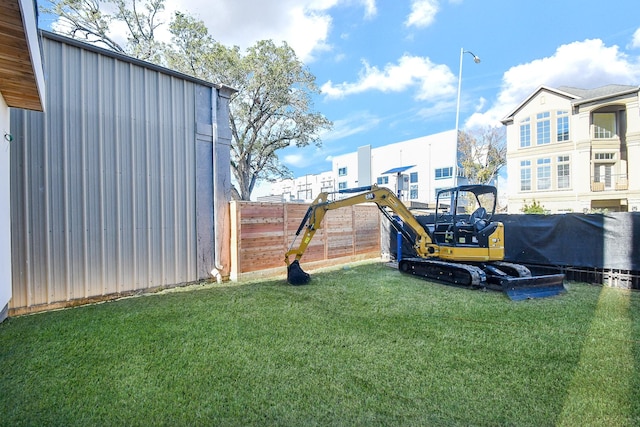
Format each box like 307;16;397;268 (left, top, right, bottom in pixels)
229;201;240;281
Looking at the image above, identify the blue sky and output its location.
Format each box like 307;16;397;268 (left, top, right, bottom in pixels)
41;0;640;179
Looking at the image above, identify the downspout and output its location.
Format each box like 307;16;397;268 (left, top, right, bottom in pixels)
211;85;236;283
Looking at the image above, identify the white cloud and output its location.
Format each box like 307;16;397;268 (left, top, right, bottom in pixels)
466;38;640;128
282;152;306;167
309;0;377;18
280;111;381;170
630;27;640;49
282;145;334;170
415;100;456;123
405;0;439;28
333;53;347;62
170;0;379;62
474;96;487;112
361;0;378;18
321;55;456;100
49;0;377;63
168;0;337;62
321;112;381;141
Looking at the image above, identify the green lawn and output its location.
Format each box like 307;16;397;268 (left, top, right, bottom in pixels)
1;261;639;426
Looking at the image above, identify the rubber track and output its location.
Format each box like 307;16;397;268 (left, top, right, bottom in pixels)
489;261;532;278
398;257;487;288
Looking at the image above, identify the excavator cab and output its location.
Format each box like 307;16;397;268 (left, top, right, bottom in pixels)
433;185;498;248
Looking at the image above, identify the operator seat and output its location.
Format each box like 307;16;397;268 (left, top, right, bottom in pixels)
469;207;488;233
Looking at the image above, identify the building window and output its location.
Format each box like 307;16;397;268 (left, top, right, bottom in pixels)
594;152;615;160
410;172;418;183
537;158;551;190
557;155;570;189
557;111;569;142
338;167;347;176
297;189;312;199
536;112;550;145
435;167;453;180
593;164;612;189
520;118;531;148
376;176;389;185
321;180;333;192
593;113;616;139
410;184;418;199
520;160;531;191
338;181;347;190
593;153;615;190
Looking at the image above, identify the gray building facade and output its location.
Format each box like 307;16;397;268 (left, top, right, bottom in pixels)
10;31;234;313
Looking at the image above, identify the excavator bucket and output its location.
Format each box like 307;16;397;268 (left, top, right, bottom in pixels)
287;260;311;285
500;274;566;301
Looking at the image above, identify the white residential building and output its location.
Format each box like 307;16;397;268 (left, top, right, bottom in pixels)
333;130;460;204
260;171;336;202
260;130;461;205
501;84;640;213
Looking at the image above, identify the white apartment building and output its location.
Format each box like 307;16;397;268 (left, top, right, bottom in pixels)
260;171;336;202
259;130;460;205
502;84;640;213
332;130;459;204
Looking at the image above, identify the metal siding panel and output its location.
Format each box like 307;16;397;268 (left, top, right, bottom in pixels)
175;79;196;283
9;109;29;308
45;39;67;305
82;47;103;298
162;77;176;283
65;42;85;302
146;69;162;288
195;85;214;280
100;54;118;295
161;83;177;284
26;86;48;302
132;66;147;290
9;35;202;310
185;84;197;282
116;59;135;293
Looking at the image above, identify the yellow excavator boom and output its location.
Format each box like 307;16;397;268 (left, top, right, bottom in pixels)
284;185;439;266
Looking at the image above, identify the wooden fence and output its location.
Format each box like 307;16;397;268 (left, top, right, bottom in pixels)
7;200;380;316
229;201;381;281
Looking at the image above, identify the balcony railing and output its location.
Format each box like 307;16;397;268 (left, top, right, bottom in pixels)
616;177;629;191
591;174;628;191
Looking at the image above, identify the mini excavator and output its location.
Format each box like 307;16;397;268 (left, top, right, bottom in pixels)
284;184;566;300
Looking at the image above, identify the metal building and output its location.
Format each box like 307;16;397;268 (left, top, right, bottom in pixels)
10;31;234;314
0;0;46;323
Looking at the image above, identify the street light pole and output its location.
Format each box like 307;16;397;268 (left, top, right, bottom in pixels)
454;47;480;186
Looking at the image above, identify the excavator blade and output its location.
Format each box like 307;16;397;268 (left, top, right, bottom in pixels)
500;274;566;301
287;260;311;285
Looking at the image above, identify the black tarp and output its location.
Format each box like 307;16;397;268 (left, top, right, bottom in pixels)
386;212;640;272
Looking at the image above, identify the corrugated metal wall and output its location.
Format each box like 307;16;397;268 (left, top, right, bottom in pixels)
10;33;223;311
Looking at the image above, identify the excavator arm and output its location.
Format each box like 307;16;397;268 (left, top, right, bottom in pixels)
285;185;439;284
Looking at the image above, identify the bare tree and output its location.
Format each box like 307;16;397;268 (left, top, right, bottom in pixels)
168;15;332;200
44;3;332;201
458;126;506;185
42;0;166;63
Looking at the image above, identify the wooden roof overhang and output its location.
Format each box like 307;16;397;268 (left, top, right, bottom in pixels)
0;0;44;111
